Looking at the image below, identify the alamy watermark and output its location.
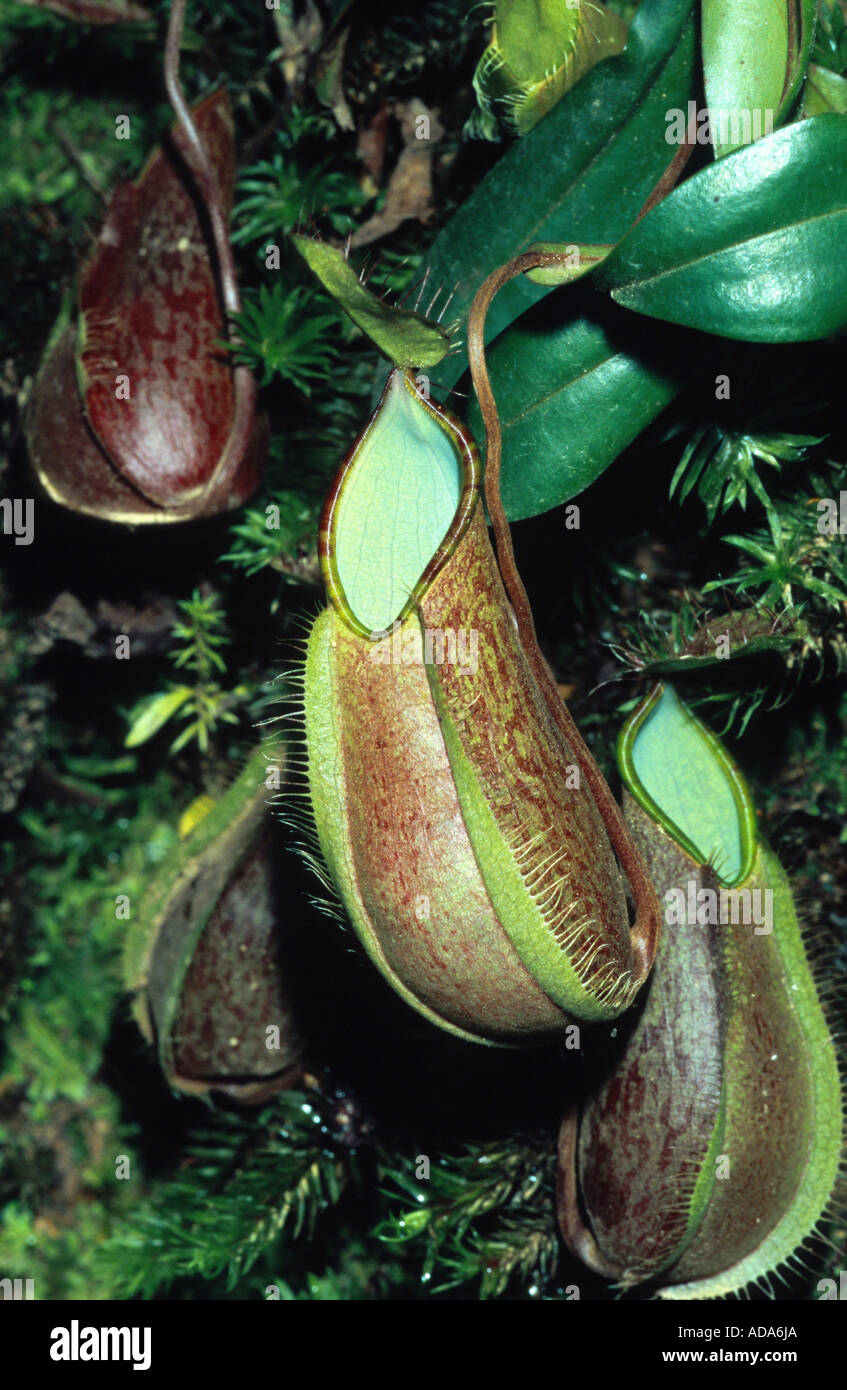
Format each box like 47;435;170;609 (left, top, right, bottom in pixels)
0;1276;34;1299
368;620;479;676
0;497;34;546
50;1320;151;1371
665;880;773;935
817;491;847;535
665;102;774;147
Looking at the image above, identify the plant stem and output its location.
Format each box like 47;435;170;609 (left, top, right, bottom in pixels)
163;0;256;514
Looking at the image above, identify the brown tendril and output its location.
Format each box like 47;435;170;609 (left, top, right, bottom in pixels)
466;249;660;990
164;0;256;514
632;111;696;225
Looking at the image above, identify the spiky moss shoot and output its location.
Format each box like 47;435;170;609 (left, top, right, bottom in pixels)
302;368;656;1045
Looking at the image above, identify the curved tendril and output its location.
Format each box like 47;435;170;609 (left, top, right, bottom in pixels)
632;113;695;225
466;251;660;989
163;0;255;514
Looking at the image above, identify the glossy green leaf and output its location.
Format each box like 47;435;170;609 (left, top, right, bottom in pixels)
597;115;847;341
466;289;691;520
702;0;800;158
617;683;757;886
292;235;450;368
425;0;697;393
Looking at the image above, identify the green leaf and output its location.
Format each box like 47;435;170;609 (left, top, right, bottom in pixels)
466;290;691;520
596;115;847;341
169;721;202;755
291;236;450;369
124;686;193;748
617;683;757;885
424;0;697;392
701;0;814;159
804;62;847;115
